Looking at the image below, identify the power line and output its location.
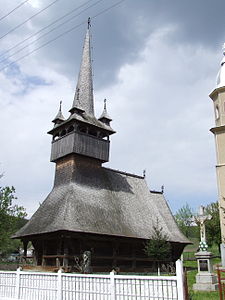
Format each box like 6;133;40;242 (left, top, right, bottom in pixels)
0;0;29;22
0;21;86;72
0;0;104;65
0;0;95;60
93;0;125;21
0;0;126;72
0;0;61;41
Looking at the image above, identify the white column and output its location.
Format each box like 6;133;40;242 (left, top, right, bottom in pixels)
15;267;21;300
110;271;116;300
57;269;62;300
176;260;185;300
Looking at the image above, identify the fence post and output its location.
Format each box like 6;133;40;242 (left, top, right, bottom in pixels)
176;259;185;300
57;269;62;300
15;267;21;300
110;271;116;300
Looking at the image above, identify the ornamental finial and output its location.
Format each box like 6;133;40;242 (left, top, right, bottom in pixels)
104;98;107;110
143;169;146;178
59;100;62;111
88;17;91;29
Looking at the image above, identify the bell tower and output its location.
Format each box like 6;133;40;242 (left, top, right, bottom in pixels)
210;44;225;265
48;20;115;165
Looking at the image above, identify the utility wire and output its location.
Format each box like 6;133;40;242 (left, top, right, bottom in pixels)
0;21;86;72
92;0;125;20
0;0;29;22
0;0;61;41
0;0;95;60
0;0;126;72
0;0;104;65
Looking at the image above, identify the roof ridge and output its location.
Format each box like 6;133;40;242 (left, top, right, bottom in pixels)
102;167;144;179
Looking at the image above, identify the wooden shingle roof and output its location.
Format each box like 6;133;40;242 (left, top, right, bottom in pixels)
14;165;190;245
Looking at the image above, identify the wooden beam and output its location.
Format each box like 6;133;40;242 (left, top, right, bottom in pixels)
63;239;69;267
23;240;28;258
42;240;46;266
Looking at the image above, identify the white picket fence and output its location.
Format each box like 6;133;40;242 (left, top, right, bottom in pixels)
0;260;185;300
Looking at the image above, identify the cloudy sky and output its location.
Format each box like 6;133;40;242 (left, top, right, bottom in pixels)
0;0;225;217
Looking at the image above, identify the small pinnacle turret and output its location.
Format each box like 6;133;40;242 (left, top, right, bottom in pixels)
98;99;112;125
70;18;94;116
52;101;65;126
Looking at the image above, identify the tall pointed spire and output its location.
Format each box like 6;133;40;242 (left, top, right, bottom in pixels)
70;18;94;115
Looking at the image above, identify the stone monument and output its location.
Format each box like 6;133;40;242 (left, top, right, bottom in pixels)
193;206;218;291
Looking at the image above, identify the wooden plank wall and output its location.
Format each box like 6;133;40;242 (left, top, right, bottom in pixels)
51;132;109;162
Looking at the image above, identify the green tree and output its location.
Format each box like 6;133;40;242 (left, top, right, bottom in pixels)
0;186;27;256
205;202;221;253
144;219;171;262
174;203;193;238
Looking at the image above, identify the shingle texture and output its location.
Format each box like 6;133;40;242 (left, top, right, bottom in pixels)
14;162;189;245
71;28;94;115
49;111;115;135
69;111;115;133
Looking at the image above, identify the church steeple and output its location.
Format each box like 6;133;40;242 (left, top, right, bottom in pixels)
48;20;115;164
70;18;94;116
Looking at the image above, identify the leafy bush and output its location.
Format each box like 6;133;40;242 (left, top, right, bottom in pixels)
0;186;27;257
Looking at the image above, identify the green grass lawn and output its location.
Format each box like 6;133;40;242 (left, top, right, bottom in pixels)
184;256;220;299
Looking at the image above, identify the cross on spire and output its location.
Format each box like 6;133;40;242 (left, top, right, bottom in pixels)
88;17;91;29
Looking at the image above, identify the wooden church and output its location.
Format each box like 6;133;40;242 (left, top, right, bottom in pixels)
14;21;190;272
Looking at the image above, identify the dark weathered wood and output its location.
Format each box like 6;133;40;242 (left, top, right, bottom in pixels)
51;131;109;162
42;241;47;267
63;239;69;267
27;231;185;272
42;255;75;259
23;240;28;257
